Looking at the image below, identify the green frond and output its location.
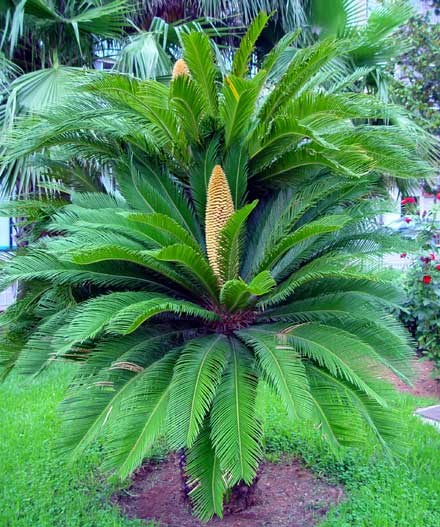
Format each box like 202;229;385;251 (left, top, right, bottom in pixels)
0;251;157;290
220;271;275;311
264;291;396;323
190;138;220;224
261;29;301;77
0;330;26;383
65;244;196;294
103;350;179;479
278;322;390;405
259;38;344;122
261;292;413;383
167;335;228;448
186;423;226;521
247;177;347;270
114;31;172;80
249;117;335;173
52;292;154;352
305;364;367;449
73;328;182;383
210;337;262;486
238;327;312;420
0;282;51;326
0;198;65;222
231;11;270;77
291;276;405;306
61;332;179;461
14;308;73;376
263;255;394;307
55;292;215;357
320;317;415;384
169;73;206;143
152;244;219;299
105;296;218;335
181;31;218;116
306;364;403;452
124;212;201;252
257;214;350;272
49;207;166;248
222;143;249;209
221;75;262;151
117;161;199;241
71;191;129;210
218;200;258;282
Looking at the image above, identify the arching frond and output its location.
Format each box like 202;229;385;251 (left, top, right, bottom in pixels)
231;11;270;78
181;31;218;116
210;337;262;486
103;350;179;478
218;200;258;281
238;327;312;420
61;332;180;461
186;423;226;521
167;334;228;448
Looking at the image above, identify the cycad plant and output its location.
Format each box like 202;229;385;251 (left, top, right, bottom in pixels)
0;13;435;521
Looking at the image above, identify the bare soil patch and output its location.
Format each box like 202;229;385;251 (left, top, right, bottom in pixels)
113;454;344;527
385;359;440;400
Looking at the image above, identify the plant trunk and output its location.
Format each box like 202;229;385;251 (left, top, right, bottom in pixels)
178;448;191;504
225;472;262;513
178;448;261;513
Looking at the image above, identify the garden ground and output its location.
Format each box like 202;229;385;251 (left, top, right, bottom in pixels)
1;361;440;527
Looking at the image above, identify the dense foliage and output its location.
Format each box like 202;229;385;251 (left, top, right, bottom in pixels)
0;1;419;196
0;14;436;521
388;11;440;136
398;199;440;379
401;253;440;379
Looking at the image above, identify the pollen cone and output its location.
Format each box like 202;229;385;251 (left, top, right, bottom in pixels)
205;165;234;283
172;58;190;80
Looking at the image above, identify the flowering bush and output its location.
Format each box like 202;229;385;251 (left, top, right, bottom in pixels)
399;196;440;380
399;196;440;242
401;253;440;380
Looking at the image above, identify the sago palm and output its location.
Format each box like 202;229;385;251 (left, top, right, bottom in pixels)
0;14;434;520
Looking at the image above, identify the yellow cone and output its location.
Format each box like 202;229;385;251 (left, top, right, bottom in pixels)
205;165;234;283
172;58;190;80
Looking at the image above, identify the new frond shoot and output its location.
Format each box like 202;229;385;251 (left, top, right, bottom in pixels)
0;14;432;522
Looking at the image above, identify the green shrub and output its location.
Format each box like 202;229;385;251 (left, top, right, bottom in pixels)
401;253;440;379
398;198;440;380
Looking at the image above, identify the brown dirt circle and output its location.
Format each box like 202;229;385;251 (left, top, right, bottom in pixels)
384;359;440;400
113;454;344;527
112;359;440;527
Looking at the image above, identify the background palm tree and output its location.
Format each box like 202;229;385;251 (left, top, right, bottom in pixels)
0;1;229;195
0;17;435;519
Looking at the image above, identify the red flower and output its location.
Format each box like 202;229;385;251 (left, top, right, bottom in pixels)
400;253;407;258
431;253;436;260
401;197;416;205
437;192;440;200
423;275;432;284
404;217;412;223
436;265;440;271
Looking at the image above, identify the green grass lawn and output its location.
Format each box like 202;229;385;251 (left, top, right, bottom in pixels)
0;364;151;527
1;364;440;527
